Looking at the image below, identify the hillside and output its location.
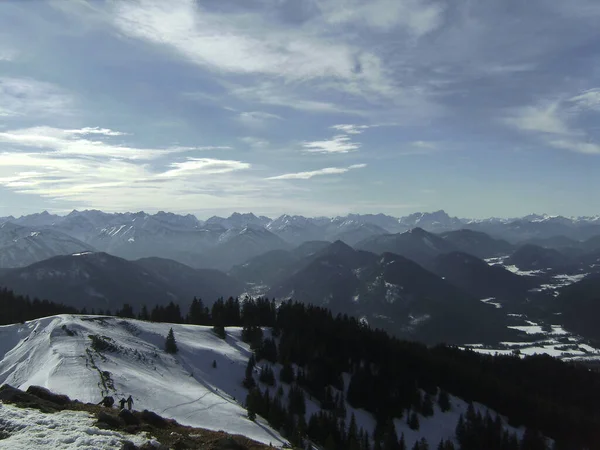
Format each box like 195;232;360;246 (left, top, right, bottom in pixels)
0;315;286;446
356;228;457;267
0;222;94;268
0;313;555;450
0;253;238;312
269;242;512;344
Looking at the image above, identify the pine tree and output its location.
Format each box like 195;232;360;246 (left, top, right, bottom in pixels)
422;393;434;417
246;390;257;421
438;389;451;412
165;327;178;354
382;418;400;450
243;355;256;389
408;412;420;431
280;362;295;384
139;305;149;321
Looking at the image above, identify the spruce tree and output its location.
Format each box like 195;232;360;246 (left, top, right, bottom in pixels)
408;412;420;431
165;327;178;354
438;389;451;412
422;393;434;417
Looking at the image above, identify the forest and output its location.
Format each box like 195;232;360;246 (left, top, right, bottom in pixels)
1;289;599;449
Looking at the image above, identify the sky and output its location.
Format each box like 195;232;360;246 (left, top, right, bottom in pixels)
0;0;599;219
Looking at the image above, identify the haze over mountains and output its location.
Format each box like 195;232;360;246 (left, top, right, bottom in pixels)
1;209;600;345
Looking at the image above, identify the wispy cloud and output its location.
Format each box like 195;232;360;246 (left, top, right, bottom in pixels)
238;111;283;128
0;126;194;160
503;102;573;136
503;95;600;155
267;163;366;180
0;77;73;117
317;0;445;36
159;158;251;177
111;0;363;82
330;124;370;135
570;88;600;111
302;135;361;154
65;127;128;136
0;125;258;212
548;139;600;155
240;137;269;148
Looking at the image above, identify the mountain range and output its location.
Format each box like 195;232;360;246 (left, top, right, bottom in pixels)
2;209;600;271
2;209;600;345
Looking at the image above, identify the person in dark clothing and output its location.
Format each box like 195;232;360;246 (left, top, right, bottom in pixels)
127;395;134;411
119;398;127;410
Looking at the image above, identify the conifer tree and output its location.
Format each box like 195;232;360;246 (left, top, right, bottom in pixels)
422;393;434;417
165;327;178;354
438;389;451;412
408;412;420;431
382;418;400;450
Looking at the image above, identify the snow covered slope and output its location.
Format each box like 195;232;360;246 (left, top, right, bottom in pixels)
0;315;530;449
0;222;94;268
0;315;286;446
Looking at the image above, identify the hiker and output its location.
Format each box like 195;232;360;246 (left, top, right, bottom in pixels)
98;396;114;408
119;397;127;410
127;395;134;411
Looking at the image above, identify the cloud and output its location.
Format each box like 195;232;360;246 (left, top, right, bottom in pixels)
65;127;128;136
0;126;191;160
0;77;73;117
107;0;405;107
267;163;366;180
302;135;361;154
227;82;365;115
503;103;573;136
330;124;370;135
159;158;251;177
240;137;269;148
316;0;445;36
548;139;600;155
238;111;283;127
0;125;257;212
111;0;362;81
570;88;600;111
411;141;437;150
503;97;600;155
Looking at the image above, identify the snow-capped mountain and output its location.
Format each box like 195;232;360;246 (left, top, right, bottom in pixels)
399;210;464;232
2;209;600;271
200;226;290;270
9;210;63;228
326;220;389;246
0;222;94;268
266;214;324;245
205;212;271;230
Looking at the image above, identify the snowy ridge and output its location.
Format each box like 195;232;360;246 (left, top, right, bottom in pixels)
0;315;286;446
0;315;529;448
